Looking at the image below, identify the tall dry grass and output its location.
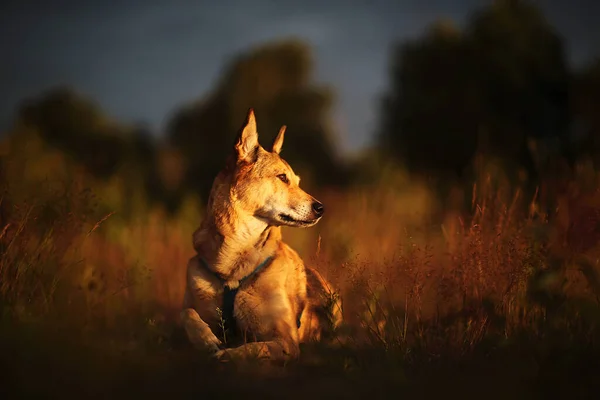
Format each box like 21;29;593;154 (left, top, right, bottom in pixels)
2;132;600;377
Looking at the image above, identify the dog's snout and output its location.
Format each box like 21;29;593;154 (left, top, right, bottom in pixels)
312;201;324;217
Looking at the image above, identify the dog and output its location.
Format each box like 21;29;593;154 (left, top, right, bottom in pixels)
180;109;342;362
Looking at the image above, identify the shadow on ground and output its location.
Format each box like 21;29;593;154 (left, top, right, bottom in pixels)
1;320;599;400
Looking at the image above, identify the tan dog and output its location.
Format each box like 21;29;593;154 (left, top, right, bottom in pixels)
180;109;342;361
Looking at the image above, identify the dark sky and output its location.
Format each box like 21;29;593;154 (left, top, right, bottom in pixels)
1;0;599;154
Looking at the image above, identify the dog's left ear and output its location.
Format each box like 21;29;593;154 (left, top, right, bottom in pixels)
235;109;260;162
271;125;286;154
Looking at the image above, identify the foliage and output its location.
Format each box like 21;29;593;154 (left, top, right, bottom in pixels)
378;0;573;185
166;39;348;200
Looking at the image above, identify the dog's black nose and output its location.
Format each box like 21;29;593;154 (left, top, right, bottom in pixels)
312;201;324;217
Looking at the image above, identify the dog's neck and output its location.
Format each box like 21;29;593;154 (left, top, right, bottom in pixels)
192;173;281;286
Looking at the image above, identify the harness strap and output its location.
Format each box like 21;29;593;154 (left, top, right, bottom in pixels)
200;256;273;338
199;255;302;341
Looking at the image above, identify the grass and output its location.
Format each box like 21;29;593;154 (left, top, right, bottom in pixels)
2;148;600;399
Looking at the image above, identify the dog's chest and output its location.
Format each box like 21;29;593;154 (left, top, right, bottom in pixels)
188;272;250;329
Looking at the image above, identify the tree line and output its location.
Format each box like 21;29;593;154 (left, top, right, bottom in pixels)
3;0;600;215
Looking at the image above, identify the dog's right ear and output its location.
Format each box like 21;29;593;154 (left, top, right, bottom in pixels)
235;109;259;162
271;125;286;154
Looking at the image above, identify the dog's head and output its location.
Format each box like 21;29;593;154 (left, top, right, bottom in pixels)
227;109;324;228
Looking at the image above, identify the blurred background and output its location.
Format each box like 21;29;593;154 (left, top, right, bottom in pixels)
2;0;600;395
2;0;600;202
3;0;600;193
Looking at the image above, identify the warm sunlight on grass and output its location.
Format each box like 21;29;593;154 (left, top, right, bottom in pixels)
2;134;600;397
3;153;600;348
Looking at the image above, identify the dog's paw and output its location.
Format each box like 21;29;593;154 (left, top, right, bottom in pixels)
205;337;222;354
214;349;232;362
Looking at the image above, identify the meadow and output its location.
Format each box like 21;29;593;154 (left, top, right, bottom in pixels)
3;1;600;397
2;130;600;399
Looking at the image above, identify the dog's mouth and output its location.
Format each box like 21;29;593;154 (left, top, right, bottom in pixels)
278;213;319;226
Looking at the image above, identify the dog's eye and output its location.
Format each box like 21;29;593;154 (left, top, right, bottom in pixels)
277;174;289;184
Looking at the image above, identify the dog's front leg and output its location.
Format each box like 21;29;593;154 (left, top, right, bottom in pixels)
180;308;222;353
215;341;294;361
215;319;300;362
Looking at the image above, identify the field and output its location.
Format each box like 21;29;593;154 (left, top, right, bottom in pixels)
3;0;600;397
2;138;600;399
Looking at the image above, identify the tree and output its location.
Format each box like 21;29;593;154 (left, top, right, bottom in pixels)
378;0;572;183
11;87;172;215
15;87;128;179
571;59;600;166
378;20;479;177
467;0;571;170
167;39;346;201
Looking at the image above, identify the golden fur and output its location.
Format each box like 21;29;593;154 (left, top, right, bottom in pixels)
180;109;342;361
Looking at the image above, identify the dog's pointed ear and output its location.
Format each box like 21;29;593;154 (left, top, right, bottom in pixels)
271;125;286;154
235;109;259;162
